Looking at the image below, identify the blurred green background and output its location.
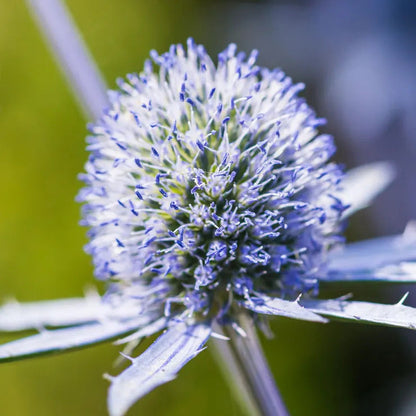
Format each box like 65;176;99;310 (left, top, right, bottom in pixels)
0;1;415;415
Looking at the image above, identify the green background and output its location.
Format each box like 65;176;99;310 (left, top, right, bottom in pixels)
0;1;414;415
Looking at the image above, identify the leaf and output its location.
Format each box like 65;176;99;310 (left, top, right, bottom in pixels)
323;262;416;283
108;320;211;416
338;162;395;218
0;297;114;331
240;296;327;323
328;234;416;271
325;231;416;282
301;298;416;329
114;317;168;345
0;318;147;362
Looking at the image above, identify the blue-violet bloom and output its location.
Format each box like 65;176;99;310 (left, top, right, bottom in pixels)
1;39;416;416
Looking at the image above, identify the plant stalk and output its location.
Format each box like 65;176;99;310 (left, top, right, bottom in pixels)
212;314;289;416
26;0;109;120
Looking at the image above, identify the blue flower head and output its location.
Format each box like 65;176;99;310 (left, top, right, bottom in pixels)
1;38;416;416
79;39;345;324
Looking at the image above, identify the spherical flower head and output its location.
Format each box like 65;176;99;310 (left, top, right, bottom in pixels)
78;38;345;322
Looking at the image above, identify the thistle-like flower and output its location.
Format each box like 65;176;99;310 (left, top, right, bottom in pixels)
1;36;416;416
80;38;345;321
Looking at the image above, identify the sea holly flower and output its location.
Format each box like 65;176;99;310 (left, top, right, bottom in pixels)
2;2;416;416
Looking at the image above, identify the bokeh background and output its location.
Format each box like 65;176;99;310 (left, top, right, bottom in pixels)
0;0;415;415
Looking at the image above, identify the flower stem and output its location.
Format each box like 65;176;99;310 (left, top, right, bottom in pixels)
212;314;289;416
26;0;109;120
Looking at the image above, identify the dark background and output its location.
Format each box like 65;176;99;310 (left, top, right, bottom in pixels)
0;1;415;415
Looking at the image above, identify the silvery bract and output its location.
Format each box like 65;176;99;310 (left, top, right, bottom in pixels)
1;39;416;416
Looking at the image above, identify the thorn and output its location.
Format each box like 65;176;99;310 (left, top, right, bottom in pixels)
210;332;230;341
231;322;247;338
336;293;353;301
397;292;409;306
295;293;303;303
118;351;134;362
83;285;100;300
103;373;114;382
403;220;416;242
114;332;142;346
2;297;19;308
36;325;48;334
195;346;207;355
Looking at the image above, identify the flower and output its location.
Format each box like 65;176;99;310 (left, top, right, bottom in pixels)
79;38;344;319
1;39;416;416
